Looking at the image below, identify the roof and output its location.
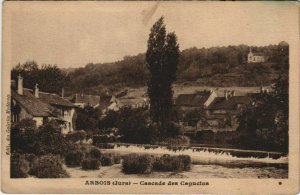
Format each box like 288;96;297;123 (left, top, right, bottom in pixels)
175;91;211;107
208;96;252;110
72;94;100;107
251;52;265;57
98;95;113;111
11;89;56;117
39;92;75;108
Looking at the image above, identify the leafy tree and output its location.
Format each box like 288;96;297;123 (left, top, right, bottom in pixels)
146;17;180;136
75;106;100;131
11;61;70;94
237;74;288;152
116;107;158;144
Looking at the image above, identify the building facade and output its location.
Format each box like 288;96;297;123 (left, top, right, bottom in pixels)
247;48;266;63
11;75;76;134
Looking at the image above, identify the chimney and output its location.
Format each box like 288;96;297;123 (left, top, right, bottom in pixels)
34;83;39;98
62;88;65;98
231;90;235;97
224;90;228;100
17;74;23;95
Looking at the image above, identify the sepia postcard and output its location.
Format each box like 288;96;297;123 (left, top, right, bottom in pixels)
1;1;299;194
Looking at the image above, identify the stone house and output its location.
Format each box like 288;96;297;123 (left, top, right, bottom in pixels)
11;75;76;134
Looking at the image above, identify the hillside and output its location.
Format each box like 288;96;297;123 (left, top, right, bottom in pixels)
65;42;289;96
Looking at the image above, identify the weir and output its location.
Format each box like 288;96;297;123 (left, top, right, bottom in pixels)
100;143;288;167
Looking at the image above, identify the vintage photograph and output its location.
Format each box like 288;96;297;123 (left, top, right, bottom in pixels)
3;1;299;193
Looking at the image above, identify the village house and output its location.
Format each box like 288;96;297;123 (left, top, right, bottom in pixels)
71;93;101;108
199;90;252;132
174;90;217;113
247;48;266;63
174;89;253;133
11;75;76;134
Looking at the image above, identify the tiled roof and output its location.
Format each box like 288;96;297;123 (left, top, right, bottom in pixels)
72;94;100;107
11;89;56;117
39;92;75;108
208;96;252;110
175;91;211;106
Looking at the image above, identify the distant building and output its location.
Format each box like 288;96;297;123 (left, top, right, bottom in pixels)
71;93;100;108
11;75;76;134
174;90;217;112
202;91;252;132
247;48;266;63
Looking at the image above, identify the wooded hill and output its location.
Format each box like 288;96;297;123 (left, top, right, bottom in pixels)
64;42;289;95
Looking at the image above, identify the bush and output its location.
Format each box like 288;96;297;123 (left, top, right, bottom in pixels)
122;154;153;174
112;154;121;164
100;154;114;166
90;148;102;159
160;135;190;145
10;153;29;178
24;153;38;175
153;154;191;172
65;150;84;167
95;143;115;149
65;131;87;143
32;155;69;178
177;155;192;170
81;159;100;170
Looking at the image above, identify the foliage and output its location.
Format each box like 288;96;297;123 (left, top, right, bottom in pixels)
32;155;69;178
10;152;30;178
81;159;100;170
99;154;114;166
65;130;87;143
89;148;102;159
11;61;70;94
122;154;153;174
146;17;180;136
158;135;190;146
11;119;73;156
64;42;288;95
237;75;288;152
65;150;84;167
153;154;191;172
116;107;158;144
75;106;100;131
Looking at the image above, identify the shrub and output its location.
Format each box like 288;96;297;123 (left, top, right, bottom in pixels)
100;154;114;166
81;159;100;170
177;155;192;170
32;155;69;178
96;143;115;149
10;153;29;178
160;135;190;146
65;131;87;143
122;154;153;174
153;154;191;172
113;154;121;164
24;153;39;175
90;148;102;159
65;150;84;167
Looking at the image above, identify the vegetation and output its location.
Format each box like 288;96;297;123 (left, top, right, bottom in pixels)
122;154;153;174
65;150;84;166
153;154;191;172
81;159;100;170
237;75;288;152
11;61;70;94
10;152;30;178
61;42;288;96
146;17;180;136
32;155;69;178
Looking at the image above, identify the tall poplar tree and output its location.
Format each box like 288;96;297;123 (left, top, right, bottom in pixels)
146;17;180;136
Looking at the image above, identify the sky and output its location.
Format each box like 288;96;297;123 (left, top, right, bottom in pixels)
7;1;297;68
